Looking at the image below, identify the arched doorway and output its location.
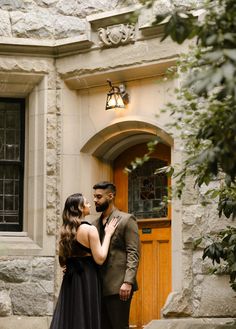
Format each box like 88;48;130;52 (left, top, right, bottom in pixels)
113;142;172;328
80;119;173;327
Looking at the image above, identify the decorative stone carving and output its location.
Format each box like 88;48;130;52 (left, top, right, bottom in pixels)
98;24;135;47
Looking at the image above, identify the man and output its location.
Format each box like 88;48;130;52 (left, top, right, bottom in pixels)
92;181;140;329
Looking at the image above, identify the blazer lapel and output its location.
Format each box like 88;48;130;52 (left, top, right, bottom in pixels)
107;208;122;224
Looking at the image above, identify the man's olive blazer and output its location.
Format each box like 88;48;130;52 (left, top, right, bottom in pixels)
93;208;140;296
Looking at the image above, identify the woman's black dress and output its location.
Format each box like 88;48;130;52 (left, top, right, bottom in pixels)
50;222;101;329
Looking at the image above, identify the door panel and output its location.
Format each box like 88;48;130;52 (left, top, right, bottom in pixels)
113;143;171;328
129;222;171;327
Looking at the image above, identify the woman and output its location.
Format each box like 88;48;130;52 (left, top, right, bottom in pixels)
50;193;118;329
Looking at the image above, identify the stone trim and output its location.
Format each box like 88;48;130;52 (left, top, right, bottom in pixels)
87;5;141;30
145;318;236;329
0;35;93;58
64;59;177;90
80;117;173;160
0;69;59;256
0;72;43;98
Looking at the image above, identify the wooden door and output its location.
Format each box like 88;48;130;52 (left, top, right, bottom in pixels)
113;143;172;328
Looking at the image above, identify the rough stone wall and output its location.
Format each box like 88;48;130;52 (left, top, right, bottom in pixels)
162;177;236;318
0;257;54;316
0;0;136;40
0;0;201;40
183;182;236;318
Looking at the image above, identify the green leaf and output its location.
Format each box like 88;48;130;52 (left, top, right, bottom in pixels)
154;166;174;177
193;237;203;249
222;62;235;80
224;49;236;61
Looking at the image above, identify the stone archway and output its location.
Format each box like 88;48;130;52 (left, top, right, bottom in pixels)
80;117;173;160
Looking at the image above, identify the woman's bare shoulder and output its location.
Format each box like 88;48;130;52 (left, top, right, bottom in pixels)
76;222;91;236
88;224;98;232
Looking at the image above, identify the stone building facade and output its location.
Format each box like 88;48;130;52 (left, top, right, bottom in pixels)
0;1;235;329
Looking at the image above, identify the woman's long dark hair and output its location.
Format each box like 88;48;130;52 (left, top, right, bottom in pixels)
59;193;85;263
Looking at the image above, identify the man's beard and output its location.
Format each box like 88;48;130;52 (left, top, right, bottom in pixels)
95;200;109;212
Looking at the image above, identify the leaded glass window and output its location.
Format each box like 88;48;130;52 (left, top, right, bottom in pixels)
0;99;25;231
128;158;168;219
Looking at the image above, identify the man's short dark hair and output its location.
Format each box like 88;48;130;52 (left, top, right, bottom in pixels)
93;181;116;195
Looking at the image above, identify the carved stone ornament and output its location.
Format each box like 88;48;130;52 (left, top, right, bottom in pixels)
98;24;135;47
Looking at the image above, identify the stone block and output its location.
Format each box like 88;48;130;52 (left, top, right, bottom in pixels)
193;275;236;317
10;283;51;316
0;316;51;329
0;290;12;316
31;257;55;281
144;318;236;329
0;259;31;283
0;9;11;37
162;291;192;318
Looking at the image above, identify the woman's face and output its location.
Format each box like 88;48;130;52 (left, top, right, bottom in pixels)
82;198;91;216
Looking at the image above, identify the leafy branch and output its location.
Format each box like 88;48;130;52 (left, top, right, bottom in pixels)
195;226;236;291
138;0;236;291
124;139;159;173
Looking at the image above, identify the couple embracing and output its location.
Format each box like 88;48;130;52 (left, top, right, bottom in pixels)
50;181;140;329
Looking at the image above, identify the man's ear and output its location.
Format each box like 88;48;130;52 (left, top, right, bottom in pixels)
108;192;114;200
